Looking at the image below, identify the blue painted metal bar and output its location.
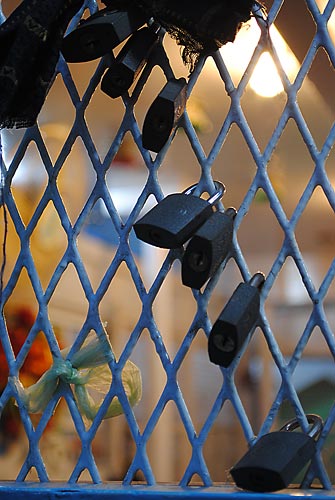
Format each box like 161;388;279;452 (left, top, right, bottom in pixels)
0;483;334;500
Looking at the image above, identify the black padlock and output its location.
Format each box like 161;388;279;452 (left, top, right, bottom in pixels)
134;181;225;249
101;26;161;98
142;77;187;152
230;414;323;492
181;207;236;289
61;7;148;63
126;0;257;70
208;272;265;367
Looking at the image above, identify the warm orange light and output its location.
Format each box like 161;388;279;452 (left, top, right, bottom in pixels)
316;0;335;41
220;19;300;98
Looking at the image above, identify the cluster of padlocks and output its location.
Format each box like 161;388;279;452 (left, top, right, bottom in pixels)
58;2;325;492
134;188;324;491
62;5;188;153
133;181;264;364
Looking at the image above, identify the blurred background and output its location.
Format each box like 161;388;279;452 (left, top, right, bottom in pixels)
0;0;334;485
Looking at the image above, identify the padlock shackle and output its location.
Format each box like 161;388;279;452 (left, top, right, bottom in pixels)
279;413;323;440
249;272;265;289
183;181;225;205
147;19;164;35
225;207;237;219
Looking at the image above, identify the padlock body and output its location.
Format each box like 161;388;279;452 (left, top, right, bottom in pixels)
231;431;316;492
182;210;234;289
134;193;214;248
118;27;159;72
142;78;187;152
208;282;260;366
101;64;134;98
62;8;147;62
101;27;159;98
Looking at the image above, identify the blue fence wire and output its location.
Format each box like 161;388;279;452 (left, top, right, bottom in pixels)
0;0;334;496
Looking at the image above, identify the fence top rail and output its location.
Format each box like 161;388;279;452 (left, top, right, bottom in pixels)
0;483;334;500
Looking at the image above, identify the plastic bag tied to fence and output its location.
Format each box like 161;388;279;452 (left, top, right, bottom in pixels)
11;334;142;421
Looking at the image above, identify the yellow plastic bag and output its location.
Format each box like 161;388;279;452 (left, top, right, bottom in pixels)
12;333;142;420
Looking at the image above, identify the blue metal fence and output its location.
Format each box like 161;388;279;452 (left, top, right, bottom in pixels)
0;0;335;497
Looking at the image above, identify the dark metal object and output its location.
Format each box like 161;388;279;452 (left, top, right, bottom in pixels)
0;0;85;129
101;26;161;98
142;77;187;152
230;414;323;492
181;207;236;289
134;182;225;248
102;0;261;69
208;272;265;367
61;7;147;62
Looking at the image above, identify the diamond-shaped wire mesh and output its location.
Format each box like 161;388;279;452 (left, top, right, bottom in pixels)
0;0;334;491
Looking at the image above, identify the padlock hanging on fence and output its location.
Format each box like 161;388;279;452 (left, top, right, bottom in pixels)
61;5;148;62
134;181;225;249
101;0;262;70
208;272;265;367
101;24;162;98
181;207;236;289
142;77;188;153
230;413;323;492
61;0;262;67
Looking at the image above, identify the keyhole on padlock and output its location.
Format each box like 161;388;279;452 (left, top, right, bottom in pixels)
149;228;162;244
187;251;209;272
250;472;267;489
213;333;235;353
152;114;169;132
112;75;126;88
80;34;97;55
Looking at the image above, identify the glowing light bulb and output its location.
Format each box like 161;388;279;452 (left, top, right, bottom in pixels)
249;52;284;98
220;19;300;98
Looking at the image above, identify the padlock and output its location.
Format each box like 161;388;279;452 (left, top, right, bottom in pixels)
101;26;161;98
208;272;265;367
126;0;257;70
61;7;148;63
134;181;225;249
181;207;236;289
142;77;187;152
230;413;323;492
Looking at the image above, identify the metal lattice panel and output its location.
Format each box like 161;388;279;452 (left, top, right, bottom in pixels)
0;0;334;493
